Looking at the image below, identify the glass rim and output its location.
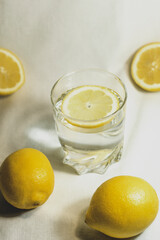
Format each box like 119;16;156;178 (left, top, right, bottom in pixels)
50;68;127;124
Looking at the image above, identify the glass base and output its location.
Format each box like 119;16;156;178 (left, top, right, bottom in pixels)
63;144;123;175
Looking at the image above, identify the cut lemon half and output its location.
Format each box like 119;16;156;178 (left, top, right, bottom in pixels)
0;48;25;95
61;85;120;128
131;42;160;91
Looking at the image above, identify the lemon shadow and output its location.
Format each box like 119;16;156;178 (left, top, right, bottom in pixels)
0;190;35;218
0;96;10;99
53;198;108;240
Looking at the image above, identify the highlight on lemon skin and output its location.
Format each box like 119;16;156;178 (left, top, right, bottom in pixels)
85;175;159;239
131;42;160;91
0;148;54;209
0;48;25;95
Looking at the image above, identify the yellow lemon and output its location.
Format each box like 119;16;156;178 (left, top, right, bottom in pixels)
0;48;25;95
131;42;160;91
0;148;54;209
61;85;120;128
85;176;159;238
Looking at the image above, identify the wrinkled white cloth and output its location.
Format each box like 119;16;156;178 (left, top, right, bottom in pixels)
0;0;160;239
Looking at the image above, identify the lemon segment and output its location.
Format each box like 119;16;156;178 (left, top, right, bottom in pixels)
0;48;25;95
131;42;160;91
61;85;120;128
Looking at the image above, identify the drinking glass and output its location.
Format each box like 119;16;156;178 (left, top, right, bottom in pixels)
51;69;127;174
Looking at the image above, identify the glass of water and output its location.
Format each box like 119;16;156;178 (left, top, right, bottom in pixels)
51;69;127;174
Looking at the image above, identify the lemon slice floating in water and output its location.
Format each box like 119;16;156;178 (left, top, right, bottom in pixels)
61;85;120;128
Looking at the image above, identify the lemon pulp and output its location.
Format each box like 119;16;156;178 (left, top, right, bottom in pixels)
0;48;25;95
131;42;160;91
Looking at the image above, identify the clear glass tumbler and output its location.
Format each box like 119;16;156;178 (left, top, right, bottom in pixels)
51;69;127;174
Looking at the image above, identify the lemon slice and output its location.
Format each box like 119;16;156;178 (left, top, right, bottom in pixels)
61;85;120;128
131;42;160;91
0;48;25;95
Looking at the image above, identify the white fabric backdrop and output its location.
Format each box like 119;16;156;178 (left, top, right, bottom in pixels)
0;0;160;239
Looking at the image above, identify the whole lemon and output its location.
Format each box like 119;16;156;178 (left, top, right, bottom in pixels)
85;176;159;238
0;148;54;209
